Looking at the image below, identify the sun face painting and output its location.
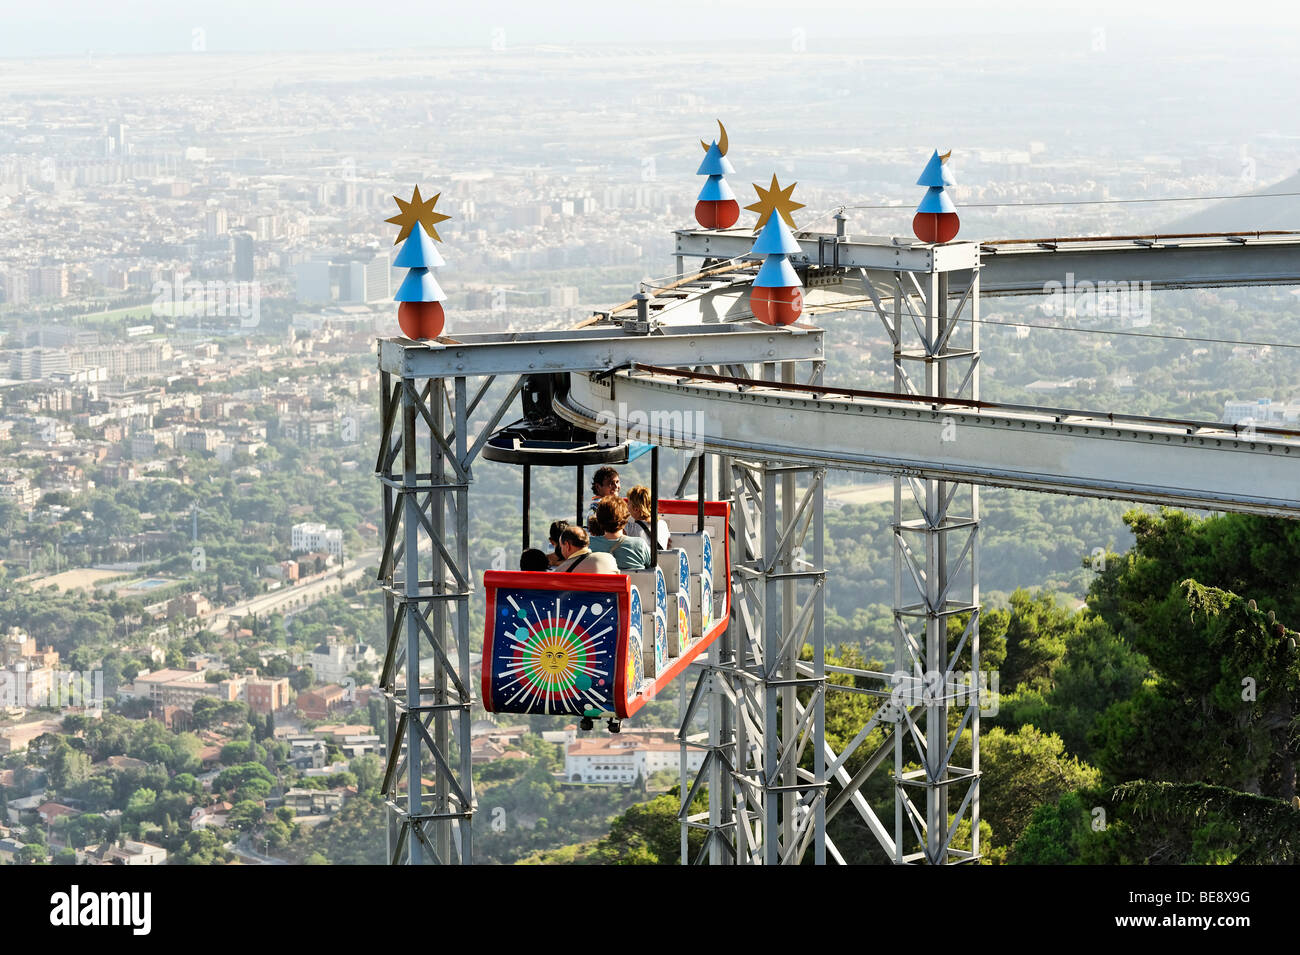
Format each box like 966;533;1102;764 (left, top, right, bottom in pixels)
489;589;618;715
530;630;585;686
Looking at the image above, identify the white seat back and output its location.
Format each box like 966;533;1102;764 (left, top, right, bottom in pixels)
625;568;666;678
656;548;689;594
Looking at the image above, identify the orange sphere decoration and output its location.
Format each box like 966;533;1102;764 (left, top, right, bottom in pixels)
750;286;803;326
695;199;740;230
398;301;445;340
912;211;961;244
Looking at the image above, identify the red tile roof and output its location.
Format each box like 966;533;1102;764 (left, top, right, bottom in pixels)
566;734;680;756
37;802;78;820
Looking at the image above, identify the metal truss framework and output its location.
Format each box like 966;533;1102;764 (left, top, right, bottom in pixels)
375;370;522;864
667;267;984;865
877;262;983;863
676;363;829;864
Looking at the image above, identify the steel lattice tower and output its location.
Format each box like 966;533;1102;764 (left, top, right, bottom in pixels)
884;262;982;863
376;370;524;863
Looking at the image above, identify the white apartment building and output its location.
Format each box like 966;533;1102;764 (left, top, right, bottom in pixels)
1223;398;1300;425
291;521;344;560
565;732;704;785
300;641;377;685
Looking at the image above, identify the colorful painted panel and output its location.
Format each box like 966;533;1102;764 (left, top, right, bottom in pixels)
625;586;645;709
701;533;715;633
649;605;667;677
672;591;690;656
486;583;622;716
700;564;714;635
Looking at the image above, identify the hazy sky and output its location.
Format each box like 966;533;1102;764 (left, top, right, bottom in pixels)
2;0;1298;58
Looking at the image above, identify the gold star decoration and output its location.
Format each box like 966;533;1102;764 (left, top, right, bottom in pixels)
385;185;452;244
745;174;804;232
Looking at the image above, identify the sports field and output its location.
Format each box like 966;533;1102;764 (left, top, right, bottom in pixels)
23;567;123;592
826;482;895;506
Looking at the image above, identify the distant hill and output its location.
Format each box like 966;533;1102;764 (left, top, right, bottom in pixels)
1163;169;1300;233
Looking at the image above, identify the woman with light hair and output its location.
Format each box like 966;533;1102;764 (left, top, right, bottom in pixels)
624;484;670;551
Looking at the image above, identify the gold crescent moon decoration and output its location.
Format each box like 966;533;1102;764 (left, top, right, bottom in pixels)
939;150;952;163
700;120;729;155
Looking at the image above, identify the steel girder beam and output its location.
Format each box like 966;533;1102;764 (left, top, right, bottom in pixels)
377;323;824;378
966;233;1300;296
674;227;980;274
673;227;1300;295
559;366;1300;518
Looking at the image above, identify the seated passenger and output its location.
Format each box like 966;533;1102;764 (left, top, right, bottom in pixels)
588;495;652;570
519;548;550;573
624;484;671;551
556;526;619;574
587;466;621;532
547;519;570;568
